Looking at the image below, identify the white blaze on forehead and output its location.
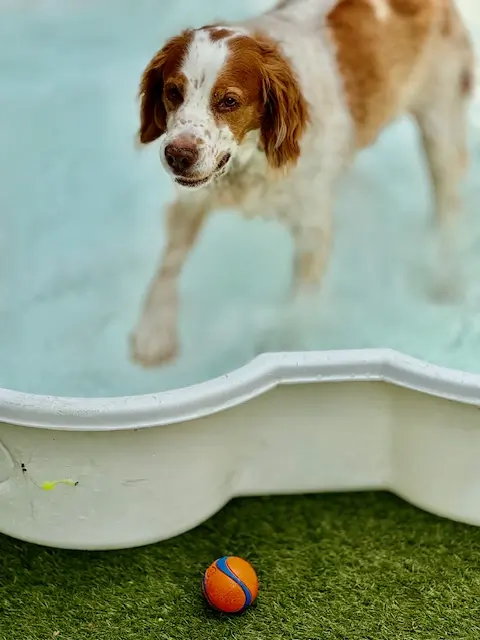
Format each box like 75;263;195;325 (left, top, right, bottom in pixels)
181;30;231;99
179;28;249;104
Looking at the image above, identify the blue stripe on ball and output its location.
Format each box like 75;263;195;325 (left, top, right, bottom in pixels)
215;556;252;611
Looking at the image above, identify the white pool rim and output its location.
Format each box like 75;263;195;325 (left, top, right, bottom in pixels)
1;348;480;431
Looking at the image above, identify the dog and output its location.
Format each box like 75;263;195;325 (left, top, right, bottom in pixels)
130;0;474;367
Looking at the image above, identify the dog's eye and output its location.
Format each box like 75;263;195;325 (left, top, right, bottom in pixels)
219;96;239;110
165;86;183;104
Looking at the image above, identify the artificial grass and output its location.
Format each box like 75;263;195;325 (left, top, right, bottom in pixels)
1;492;479;640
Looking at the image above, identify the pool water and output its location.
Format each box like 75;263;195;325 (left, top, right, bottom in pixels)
1;0;480;397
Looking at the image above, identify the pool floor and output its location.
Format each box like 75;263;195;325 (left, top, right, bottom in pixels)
1;0;480;397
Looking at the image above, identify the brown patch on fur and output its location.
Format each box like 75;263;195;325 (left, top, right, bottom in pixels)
210;37;264;146
440;0;452;36
327;0;436;147
461;67;474;97
138;30;193;144
211;34;309;168
388;0;430;15
207;26;235;41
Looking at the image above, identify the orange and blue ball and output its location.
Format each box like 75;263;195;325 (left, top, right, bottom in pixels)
202;556;259;614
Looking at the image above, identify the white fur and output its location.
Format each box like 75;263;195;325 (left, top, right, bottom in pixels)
368;0;390;21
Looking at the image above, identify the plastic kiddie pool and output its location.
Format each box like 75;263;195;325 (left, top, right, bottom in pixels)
3;349;480;550
1;0;480;550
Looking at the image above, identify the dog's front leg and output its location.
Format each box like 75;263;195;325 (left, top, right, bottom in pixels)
290;197;333;296
131;197;207;367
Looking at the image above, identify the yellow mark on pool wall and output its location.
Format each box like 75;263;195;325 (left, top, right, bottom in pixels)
41;479;78;491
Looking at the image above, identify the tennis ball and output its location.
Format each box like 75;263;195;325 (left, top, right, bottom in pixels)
202;556;258;614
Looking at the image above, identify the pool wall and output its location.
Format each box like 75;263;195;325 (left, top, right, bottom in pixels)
1;349;480;550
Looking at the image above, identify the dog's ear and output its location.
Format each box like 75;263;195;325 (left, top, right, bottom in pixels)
258;39;309;169
138;31;192;144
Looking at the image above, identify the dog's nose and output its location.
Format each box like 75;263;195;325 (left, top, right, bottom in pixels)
164;142;198;172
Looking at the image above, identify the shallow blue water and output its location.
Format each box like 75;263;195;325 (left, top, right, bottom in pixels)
1;0;480;397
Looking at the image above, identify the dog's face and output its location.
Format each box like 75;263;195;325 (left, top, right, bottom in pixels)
138;26;309;190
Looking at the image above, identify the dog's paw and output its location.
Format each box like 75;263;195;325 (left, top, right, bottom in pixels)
130;315;178;367
429;273;464;304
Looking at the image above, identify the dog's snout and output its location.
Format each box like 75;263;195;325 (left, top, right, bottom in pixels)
165;141;199;173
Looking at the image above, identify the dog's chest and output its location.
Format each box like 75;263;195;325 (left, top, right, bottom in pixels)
210;156;297;223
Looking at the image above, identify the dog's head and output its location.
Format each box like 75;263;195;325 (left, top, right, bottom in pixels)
137;26;309;190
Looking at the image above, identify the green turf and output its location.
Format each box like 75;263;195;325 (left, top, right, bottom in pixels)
1;492;480;640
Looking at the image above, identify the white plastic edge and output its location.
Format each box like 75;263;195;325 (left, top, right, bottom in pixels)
0;348;479;430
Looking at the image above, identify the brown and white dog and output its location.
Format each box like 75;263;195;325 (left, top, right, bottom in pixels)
131;0;474;367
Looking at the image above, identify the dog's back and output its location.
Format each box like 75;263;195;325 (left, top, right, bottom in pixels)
258;0;474;149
